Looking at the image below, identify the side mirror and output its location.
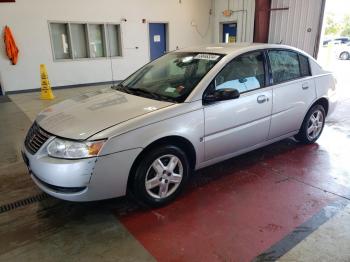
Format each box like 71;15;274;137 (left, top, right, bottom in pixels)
204;88;240;104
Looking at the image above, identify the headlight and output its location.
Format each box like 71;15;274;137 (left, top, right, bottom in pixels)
47;138;106;159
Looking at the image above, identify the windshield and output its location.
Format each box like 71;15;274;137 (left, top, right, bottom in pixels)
115;52;223;102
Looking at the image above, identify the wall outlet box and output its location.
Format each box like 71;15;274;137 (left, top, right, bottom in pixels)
223;9;232;17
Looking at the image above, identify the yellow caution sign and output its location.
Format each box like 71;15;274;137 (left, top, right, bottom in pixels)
40;64;55;100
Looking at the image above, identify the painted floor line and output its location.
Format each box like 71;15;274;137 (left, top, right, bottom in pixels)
252;198;349;262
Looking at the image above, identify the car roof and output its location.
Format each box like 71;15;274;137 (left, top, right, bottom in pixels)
176;43;308;56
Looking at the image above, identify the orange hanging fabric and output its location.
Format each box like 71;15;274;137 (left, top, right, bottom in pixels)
4;26;19;65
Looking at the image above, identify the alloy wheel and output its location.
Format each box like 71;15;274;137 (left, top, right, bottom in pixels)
306;109;324;140
145;154;183;199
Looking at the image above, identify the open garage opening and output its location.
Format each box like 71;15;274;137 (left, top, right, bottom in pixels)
318;0;350;102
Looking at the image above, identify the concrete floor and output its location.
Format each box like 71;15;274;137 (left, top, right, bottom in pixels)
0;61;350;261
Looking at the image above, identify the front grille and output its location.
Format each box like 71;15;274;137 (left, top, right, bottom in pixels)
25;122;51;154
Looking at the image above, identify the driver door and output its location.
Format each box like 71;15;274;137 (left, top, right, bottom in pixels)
203;51;272;161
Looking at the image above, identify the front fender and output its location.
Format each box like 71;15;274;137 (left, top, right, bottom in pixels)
97;108;205;168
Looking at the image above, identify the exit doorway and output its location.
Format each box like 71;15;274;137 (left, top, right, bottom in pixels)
221;22;237;43
148;23;168;61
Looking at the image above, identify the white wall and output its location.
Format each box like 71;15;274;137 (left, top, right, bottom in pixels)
269;0;324;56
0;0;213;93
212;0;255;43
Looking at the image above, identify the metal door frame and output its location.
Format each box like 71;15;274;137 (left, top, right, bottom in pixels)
314;0;327;58
219;21;238;43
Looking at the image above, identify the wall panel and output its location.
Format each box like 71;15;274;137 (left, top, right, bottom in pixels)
213;0;255;43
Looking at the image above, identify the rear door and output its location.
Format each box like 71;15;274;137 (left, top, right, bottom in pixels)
267;50;316;139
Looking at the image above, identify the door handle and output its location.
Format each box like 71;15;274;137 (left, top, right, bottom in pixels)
257;95;269;104
302;83;309;90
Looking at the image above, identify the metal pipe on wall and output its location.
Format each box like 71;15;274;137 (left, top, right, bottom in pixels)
253;0;271;43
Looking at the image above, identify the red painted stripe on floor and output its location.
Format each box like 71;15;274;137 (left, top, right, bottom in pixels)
117;139;344;262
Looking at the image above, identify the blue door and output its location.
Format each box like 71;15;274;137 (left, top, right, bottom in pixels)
222;23;237;43
149;23;167;60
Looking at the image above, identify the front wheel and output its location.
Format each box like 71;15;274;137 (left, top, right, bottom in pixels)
295;104;326;144
132;145;190;207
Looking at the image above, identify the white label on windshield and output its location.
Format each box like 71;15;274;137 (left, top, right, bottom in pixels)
165;87;176;93
194;54;220;61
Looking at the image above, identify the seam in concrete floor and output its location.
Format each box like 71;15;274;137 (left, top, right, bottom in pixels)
272;171;350;201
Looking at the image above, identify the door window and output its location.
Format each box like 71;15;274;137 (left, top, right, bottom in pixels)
214;51;265;94
268;50;301;84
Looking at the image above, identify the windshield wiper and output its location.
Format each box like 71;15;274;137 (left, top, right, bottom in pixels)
113;84;175;103
112;83;133;94
131;88;176;103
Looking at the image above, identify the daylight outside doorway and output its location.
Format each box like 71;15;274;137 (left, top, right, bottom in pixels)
318;0;350;102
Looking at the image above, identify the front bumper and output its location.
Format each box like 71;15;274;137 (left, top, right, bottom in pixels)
22;142;142;202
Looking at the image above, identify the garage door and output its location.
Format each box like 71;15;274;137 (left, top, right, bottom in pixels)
269;0;325;57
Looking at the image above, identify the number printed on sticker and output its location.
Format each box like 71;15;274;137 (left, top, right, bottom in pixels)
194;54;220;61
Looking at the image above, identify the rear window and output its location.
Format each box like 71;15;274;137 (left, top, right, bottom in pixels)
299;55;311;77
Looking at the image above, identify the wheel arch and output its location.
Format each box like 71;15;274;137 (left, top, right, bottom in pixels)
127;135;197;190
312;97;329;116
295;97;328;144
298;97;329;131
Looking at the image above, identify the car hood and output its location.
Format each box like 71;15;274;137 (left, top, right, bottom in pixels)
36;88;174;140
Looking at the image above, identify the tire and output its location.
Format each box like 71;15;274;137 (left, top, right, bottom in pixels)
340;52;350;60
295;104;326;144
132;145;190;207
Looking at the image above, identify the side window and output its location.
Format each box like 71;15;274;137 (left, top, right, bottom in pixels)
268;50;301;84
299;54;311;77
214;51;265;94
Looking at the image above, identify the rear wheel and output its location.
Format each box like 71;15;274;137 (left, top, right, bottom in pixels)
295;104;325;144
340;52;350;60
132;145;190;207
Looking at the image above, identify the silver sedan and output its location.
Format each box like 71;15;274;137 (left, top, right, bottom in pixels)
22;43;337;206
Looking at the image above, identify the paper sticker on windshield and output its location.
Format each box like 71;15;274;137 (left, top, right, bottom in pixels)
165;87;176;93
194;54;220;61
